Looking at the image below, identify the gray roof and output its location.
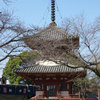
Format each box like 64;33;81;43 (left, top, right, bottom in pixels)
24;25;78;42
22;25;79;57
15;64;84;74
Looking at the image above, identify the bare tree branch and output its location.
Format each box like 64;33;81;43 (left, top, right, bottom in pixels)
62;16;100;77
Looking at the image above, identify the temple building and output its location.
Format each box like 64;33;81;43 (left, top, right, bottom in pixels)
15;0;86;98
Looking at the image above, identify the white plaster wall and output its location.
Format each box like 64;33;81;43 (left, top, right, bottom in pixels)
36;91;43;96
60;91;69;97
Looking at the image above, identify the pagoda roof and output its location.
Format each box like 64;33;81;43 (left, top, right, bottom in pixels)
22;24;79;57
23;24;78;42
14;61;84;74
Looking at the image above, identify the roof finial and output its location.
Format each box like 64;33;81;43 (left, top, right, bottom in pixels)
50;0;56;26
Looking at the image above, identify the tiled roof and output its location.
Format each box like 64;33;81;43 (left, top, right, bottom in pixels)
14;64;84;74
22;25;79;58
24;25;78;41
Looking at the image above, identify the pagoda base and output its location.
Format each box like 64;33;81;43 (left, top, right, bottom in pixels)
29;94;81;100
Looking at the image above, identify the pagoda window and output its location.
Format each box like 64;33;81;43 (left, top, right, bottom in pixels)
60;84;69;90
60;78;67;81
35;78;42;80
46;78;50;80
53;78;56;80
39;78;42;80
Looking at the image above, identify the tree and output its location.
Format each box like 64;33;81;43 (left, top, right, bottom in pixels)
0;11;27;62
0;10;39;66
90;75;100;89
72;77;90;98
2;0;12;5
60;16;100;77
73;76;100;98
2;51;39;84
0;0;32;64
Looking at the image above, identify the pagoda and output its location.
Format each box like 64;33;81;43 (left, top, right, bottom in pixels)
15;0;86;98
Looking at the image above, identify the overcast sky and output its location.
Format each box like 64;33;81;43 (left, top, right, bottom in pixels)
0;0;100;78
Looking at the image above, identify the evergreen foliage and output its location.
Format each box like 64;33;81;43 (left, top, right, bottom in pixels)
3;51;39;84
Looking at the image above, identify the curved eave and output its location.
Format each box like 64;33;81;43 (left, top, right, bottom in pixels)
14;64;85;73
22;26;79;50
15;70;86;79
14;64;86;79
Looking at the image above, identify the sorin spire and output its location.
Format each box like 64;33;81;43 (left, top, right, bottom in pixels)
51;0;55;22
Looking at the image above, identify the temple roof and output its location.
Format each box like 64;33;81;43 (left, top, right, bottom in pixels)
14;60;85;74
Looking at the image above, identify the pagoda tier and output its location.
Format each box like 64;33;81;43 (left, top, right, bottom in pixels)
15;60;86;97
22;24;79;58
15;60;86;80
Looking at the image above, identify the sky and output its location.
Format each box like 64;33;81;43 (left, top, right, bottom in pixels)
0;0;100;78
0;0;100;27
